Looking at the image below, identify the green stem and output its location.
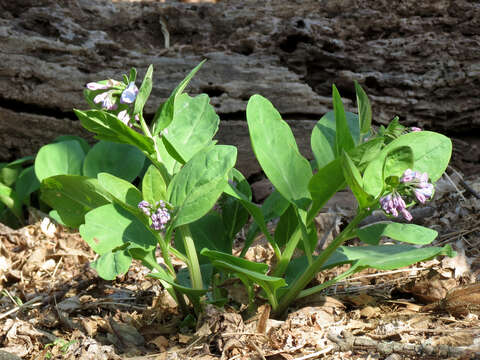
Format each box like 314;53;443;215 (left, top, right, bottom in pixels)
296;209;312;265
156;232;176;277
296;265;359;299
138;112;153;138
272;225;302;277
179;225;203;290
273;210;369;317
169;246;189;264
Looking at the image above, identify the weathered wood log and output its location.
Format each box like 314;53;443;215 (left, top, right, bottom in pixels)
0;0;479;177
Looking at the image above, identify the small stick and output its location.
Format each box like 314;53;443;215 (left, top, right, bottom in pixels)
0;295;43;320
293;347;335;360
444;172;466;201
159;16;170;49
448;165;480;199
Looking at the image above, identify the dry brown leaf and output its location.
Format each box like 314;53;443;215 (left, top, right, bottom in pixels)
23;247;47;274
150;335;169;351
108;318;145;347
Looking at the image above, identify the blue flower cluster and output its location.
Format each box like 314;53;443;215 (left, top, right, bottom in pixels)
379;168;434;221
86;79;139;127
138;200;171;231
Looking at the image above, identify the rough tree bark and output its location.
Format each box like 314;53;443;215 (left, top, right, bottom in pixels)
0;0;479;177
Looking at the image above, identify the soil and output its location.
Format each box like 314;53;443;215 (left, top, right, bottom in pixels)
0;150;479;360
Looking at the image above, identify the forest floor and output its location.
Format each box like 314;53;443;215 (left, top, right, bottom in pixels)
0;138;479;360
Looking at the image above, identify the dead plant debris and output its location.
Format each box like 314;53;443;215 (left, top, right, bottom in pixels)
0;163;479;359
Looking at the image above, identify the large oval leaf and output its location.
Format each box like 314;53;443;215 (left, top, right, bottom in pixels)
40;175;112;228
83;141;145;182
363;131;452;197
247;95;312;209
142;164;168;204
168;145;237;227
311;110;361;170
15;166;40;204
35;140;85;182
356;222;438;245
163;93;219;163
97;172;143;212
79;203;157;255
91;248;132;281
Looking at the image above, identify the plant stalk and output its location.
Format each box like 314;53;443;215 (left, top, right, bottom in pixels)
179;225;203;290
156;232;176;277
272;225;302;277
273;210;369;317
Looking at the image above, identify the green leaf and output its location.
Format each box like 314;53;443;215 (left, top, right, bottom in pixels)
383;146;414;180
274;204;298;247
177;264;214;289
204;254;286;302
0;182;23;222
311;111;360;170
83;141;145;182
348;137;384;170
15;166;40;204
163;93;220;163
355;81;372;137
168;145;237;227
148;271;208;297
201;249;268;274
333;85;356;156
5;155;35;167
363;131;452;198
74;109;154;154
356;222;438;245
91;248;132;281
246;95;312;210
307;158;345;223
338;244;455;271
53;135;91;153
285;244;455;287
129;68;137;83
0;165;21;187
341;151;371;208
34;140;86;182
153;60;206;135
201;249;288;304
142;164;168;204
221;169;250;240
97;173;143;212
0;156;34;186
79;203;157;255
40;175;112;228
223;181;276;253
133;64;153;115
175;213;229;264
154;137;179;177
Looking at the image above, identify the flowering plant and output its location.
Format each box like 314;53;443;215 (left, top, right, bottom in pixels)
39;61;455;318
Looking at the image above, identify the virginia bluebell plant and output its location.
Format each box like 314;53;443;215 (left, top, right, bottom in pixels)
36;61;455;318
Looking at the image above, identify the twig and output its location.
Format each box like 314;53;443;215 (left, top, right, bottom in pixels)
448;165;480;199
293;347;335;360
444;171;466;201
0;295;43;320
83;301;147;310
328;330;480;358
248;338;266;360
159;16;170;49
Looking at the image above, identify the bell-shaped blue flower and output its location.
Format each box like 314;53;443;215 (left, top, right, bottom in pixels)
120;82;139;104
